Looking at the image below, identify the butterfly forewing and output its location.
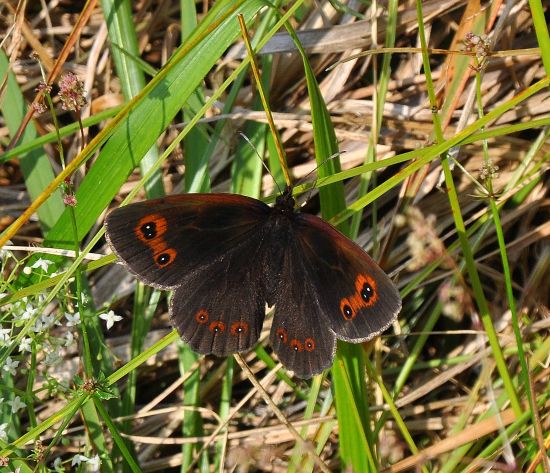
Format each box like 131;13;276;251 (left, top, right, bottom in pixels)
293;213;401;342
105;194;271;290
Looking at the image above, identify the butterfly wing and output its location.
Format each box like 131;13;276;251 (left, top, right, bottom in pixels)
105;194;271;289
270;211;400;378
269;243;337;378
293;213;401;342
169;231;270;355
105;194;272;355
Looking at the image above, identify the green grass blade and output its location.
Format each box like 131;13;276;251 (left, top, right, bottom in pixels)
93;397;141;472
417;0;522;418
81;398;115;473
528;0;550;73
0;105;123;163
100;0;165;198
350;0;398;246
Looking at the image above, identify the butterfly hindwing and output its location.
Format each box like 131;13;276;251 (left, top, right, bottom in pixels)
292;213;401;343
269;236;337;378
105;194;271;290
169;232;268;356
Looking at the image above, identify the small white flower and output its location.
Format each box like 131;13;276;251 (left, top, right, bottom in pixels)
31;258;53;272
20;304;37;321
0;240;13;256
23;266;32;275
99;310;122;330
0;422;8;441
0;327;11;343
19;337;32;352
52;457;63;471
3;356;20;375
65;311;81;327
31;318;45;333
39;313;54;329
65;331;74;347
8;396;26;413
71;454;90;466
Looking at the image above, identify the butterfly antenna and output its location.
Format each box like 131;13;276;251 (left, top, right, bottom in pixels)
238;132;283;196
299;150;346;204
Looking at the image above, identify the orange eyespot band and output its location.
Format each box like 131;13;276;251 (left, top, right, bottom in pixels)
339;273;378;320
209;321;226;333
276;328;288;344
195;310;209;324
135;215;177;269
231;321;249;335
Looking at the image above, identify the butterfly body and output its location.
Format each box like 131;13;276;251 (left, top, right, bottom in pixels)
105;187;401;377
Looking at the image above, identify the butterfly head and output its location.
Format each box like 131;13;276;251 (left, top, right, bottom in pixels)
274;186;296;216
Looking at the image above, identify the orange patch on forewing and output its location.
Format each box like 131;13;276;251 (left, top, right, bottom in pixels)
231;321;249;335
148;239;168;256
209;321;226;333
304;338;315;352
290;339;303;352
195;309;209;324
135;214;168;242
355;274;378;306
340;297;356;320
134;215;177;269
155;248;177;268
339;273;379;320
276;328;288;344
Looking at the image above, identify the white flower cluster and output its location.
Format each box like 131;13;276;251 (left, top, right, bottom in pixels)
0;253;123;471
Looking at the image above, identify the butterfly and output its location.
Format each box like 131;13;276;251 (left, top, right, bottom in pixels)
104;186;401;378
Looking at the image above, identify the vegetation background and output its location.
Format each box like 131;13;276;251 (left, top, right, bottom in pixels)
0;0;549;472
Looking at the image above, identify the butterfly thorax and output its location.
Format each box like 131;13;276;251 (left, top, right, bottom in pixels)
273;186;296;217
261;186;298;305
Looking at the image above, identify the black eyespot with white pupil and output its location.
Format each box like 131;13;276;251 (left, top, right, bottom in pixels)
343;304;353;318
361;282;373;302
140;222;157;239
157;253;171;265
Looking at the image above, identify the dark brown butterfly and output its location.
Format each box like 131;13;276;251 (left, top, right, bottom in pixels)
104;186;401;378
